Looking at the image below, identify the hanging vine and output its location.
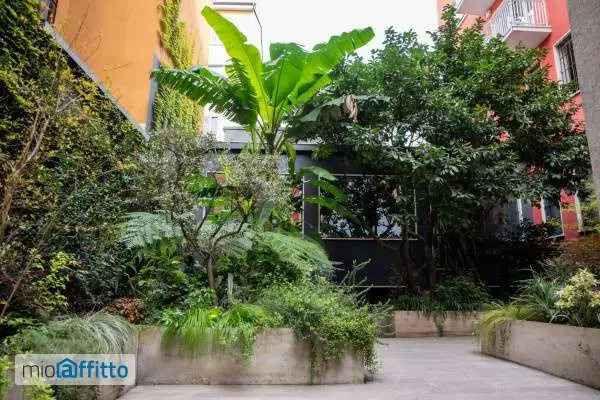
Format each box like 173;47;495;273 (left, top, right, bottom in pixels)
153;0;202;133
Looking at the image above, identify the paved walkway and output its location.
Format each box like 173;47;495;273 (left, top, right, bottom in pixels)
122;337;600;400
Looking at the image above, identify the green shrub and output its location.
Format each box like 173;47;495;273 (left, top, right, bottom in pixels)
394;277;489;315
477;303;536;344
555;269;600;327
222;234;330;302
0;356;11;399
433;277;490;313
393;294;437;315
258;280;383;374
161;303;279;360
23;380;55;400
133;239;204;320
513;274;562;322
5;313;135;355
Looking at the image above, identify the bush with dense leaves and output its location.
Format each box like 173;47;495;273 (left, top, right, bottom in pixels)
258;280;383;373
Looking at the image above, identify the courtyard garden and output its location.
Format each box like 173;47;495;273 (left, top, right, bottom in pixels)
1;1;600;399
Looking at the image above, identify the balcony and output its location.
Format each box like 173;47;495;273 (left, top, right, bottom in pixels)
487;0;551;48
454;0;495;16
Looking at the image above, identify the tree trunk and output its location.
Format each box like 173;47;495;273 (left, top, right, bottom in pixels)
423;206;438;289
401;224;417;292
206;255;218;306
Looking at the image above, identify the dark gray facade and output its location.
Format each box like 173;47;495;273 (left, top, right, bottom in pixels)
568;0;600;201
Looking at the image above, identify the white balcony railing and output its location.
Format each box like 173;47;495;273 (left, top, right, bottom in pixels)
487;0;551;47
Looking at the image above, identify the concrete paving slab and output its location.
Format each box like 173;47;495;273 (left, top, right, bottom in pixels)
120;337;600;400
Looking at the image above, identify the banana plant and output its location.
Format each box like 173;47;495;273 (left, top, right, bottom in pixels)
151;6;374;155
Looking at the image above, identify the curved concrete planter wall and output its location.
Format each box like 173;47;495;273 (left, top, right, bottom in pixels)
137;327;366;384
393;311;480;337
481;320;600;389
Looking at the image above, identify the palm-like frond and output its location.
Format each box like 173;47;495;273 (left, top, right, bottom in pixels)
120;212;182;249
151;67;257;128
256;231;332;276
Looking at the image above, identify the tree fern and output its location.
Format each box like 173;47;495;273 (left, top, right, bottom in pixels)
256;231;332;276
120;212;182;249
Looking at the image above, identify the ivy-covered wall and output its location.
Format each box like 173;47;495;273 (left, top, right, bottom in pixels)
153;0;203;134
0;0;145;319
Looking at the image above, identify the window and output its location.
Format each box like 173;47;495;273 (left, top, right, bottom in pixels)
541;198;564;237
556;34;579;91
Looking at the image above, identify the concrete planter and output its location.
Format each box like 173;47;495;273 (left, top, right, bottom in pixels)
137;327;366;384
393;311;480;337
481;320;600;389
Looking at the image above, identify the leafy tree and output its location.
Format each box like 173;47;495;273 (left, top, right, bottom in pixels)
122;129;331;305
292;8;590;289
152;6;374;156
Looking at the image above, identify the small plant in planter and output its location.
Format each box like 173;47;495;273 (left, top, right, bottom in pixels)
160;303;281;361
394;277;489;315
555;269;600;328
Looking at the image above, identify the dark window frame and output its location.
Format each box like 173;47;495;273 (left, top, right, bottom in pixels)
556;33;579;91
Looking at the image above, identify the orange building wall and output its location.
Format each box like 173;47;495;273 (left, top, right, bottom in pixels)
53;0;211;129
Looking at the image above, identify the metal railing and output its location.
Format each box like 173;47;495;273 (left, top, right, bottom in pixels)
487;0;549;39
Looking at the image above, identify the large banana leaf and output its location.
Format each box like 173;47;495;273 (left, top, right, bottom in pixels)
201;7;272;123
152;66;257;128
153;7;374;154
289;28;375;106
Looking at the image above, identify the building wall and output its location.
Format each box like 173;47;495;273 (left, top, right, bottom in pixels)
568;0;600;204
205;2;261;140
436;0;586;239
52;0;211;131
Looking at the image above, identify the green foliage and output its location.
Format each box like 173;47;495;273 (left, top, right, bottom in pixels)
477;303;536;345
5;313;135;355
0;0;144;318
433;277;490;313
0;356;10;399
24;381;55;400
152;6;374;154
129;239;208;321
126;128;326;303
478;269;600;343
258;280;382;374
513;274;562;322
555;269;600;327
223;232;333;302
576;181;600;232
153;0;202;133
32;252;76;316
256;232;332;276
161;303;279;360
293;7;590;288
394;277;489;316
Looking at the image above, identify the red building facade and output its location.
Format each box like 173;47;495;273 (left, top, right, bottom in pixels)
437;0;586;239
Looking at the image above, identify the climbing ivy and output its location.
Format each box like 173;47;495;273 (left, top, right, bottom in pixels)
153;0;202;134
